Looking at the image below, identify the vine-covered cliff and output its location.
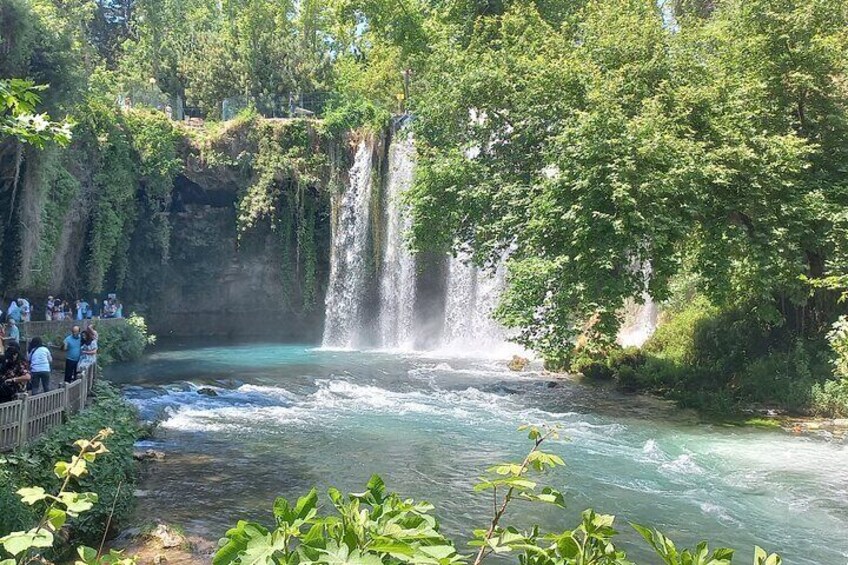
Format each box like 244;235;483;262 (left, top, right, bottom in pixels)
0;110;351;339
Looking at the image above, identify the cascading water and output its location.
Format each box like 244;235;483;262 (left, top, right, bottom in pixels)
322;140;375;348
617;261;659;348
322;130;517;355
440;252;517;355
376;131;416;349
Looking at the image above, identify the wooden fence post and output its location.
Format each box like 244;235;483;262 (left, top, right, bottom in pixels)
60;382;69;419
16;392;29;448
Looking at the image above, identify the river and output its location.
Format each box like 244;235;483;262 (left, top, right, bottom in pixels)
109;342;848;564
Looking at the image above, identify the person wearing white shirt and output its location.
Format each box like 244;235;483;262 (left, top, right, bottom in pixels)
27;336;53;394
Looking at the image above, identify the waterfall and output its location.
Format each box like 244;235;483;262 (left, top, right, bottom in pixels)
440;252;517;356
321;130;519;357
322;140;375;348
376;131;416;349
617;262;659;348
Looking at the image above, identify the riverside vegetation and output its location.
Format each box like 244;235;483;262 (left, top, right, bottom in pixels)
0;383;142;554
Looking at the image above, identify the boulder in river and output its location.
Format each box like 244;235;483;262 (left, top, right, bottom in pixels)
508;355;530;372
150;524;185;549
197;387;218;397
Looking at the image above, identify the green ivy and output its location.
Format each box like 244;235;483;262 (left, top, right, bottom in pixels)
30;150;81;290
234;118;330;313
75;104;180;292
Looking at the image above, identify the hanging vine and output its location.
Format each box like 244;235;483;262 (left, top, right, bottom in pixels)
235;117;329;313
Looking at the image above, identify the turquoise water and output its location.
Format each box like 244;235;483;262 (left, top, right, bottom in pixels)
110;343;848;564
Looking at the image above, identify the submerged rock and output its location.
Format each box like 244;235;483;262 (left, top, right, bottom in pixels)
196;387;218;397
134;449;166;461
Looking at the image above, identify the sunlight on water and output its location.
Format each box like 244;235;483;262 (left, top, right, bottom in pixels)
110;344;848;565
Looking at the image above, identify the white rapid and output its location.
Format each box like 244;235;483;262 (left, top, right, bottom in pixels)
322;140;375;348
376;131;417;349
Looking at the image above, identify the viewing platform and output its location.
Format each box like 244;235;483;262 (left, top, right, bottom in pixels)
0;364;98;452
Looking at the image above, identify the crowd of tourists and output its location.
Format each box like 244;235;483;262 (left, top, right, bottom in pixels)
3;295;124;323
0;324;99;403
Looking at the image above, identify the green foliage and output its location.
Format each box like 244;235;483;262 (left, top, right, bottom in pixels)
98;316;156;366
0;79;72;147
29;151;81;290
77;106;181;292
215;427;780;565
406;0;848;362
0;428;136;565
810;316;848;416
0;382;141;549
810;378;848;418
235;119;329;312
595;296;840;415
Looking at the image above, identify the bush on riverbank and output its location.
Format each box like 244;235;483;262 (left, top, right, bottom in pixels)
579;296;844;416
98;314;156;365
0;382;141;549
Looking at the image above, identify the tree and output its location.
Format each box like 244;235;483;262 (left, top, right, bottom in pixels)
407;0;848;361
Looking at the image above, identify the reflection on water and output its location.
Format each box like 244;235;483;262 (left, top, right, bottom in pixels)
108;343;848;565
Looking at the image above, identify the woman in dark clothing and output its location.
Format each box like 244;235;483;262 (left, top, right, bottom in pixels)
0;342;31;402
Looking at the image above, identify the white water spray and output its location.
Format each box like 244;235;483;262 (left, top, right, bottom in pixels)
376;132;417;349
322;140;375;348
617;262;659;348
440;252;518;356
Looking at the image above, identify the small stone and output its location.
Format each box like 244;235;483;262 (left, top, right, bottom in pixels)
197;387;218;397
153;555;167;565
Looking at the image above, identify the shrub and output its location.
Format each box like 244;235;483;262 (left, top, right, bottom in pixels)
97;315;155;365
643;296;717;364
0;382;141;548
0;428;135;565
811;378;848;417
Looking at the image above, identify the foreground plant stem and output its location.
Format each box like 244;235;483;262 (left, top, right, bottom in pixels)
472;428;556;565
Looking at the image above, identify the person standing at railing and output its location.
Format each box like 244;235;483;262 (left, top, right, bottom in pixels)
27;337;52;394
77;327;98;375
7;319;20;342
63;326;82;383
0;342;30;403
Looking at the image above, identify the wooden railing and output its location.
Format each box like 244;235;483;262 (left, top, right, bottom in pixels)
0;365;96;452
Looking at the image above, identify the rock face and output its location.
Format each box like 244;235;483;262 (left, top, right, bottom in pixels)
123;121;338;341
130;168;330;340
150;524;184;549
1;118;338;343
133;449;166;461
